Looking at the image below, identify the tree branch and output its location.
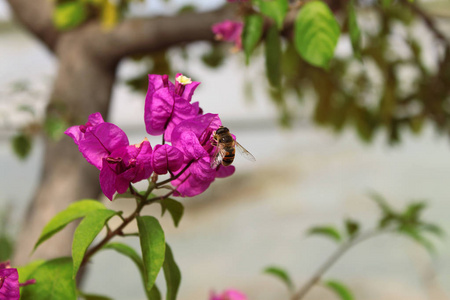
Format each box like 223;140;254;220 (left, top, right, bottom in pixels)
95;5;234;61
5;0;60;52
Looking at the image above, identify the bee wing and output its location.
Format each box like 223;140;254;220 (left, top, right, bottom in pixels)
210;145;225;168
235;141;256;162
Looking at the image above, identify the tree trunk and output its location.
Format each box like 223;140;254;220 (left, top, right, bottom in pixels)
12;33;119;265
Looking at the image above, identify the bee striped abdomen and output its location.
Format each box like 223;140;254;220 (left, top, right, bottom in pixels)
222;147;235;166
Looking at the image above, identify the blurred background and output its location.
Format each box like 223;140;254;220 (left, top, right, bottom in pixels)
1;0;450;299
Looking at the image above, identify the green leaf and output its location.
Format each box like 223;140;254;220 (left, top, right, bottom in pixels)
34;200;106;252
402;202;426;222
308;226;342;243
347;0;361;59
72;209;117;278
44;115;67;141
53;2;88;31
21;257;77;300
421;223;445;238
102;242;160;300
265;24;282;88
137;216;166;292
11;133;32;160
263;266;294;291
257;0;288;30
163;244;181;300
344;219;359;239
17;260;45;283
294;1;341;69
160;198;184;227
323;280;354;300
398;226;435;254
0;235;13;261
79;293;113;300
368;192;393;215
243;14;264;64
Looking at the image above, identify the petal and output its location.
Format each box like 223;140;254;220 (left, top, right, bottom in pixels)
99;160;118;200
64;112;105;146
79;123;129;169
171;113;221;148
87;112;105;126
172;157;215;197
173;131;209;161
215;165;235;178
144;88;175;136
175;73;201;102
221;290;247;300
0;268;20;300
152;144;184;175
163;98;200;142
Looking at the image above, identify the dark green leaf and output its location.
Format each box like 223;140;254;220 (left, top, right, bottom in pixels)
79;293;113;300
347;0;361;59
257;0;288;30
308;226;342;243
243;14;264;64
11;133;32;160
163;244;181;300
0;235;13;261
102;242;159;300
34;200;106;252
402;202;426;222
344;219;359;239
53;2;88;31
368;192;393;215
265;24;282;88
160;198;184;227
294;1;341;69
201;44;225;68
137;216;166;292
263;266;294;291
21;257;77;300
72;209;117;278
323;280;354;300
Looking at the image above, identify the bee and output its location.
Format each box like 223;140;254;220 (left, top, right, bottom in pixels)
211;126;256;168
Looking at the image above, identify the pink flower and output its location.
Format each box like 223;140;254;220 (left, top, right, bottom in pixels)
171;114;235;197
210;289;248;300
99;139;153;200
152;144;184;175
212;20;243;51
0;261;35;300
144;74;201;141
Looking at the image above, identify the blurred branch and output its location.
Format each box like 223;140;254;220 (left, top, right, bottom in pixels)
99;5;234;61
5;0;60;51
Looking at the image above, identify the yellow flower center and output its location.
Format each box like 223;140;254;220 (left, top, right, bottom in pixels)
176;75;192;85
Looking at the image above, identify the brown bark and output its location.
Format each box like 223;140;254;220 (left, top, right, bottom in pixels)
5;0;233;265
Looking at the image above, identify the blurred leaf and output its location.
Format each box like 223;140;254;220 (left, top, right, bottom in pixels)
21;257;76;300
72;209;117;278
160;198;184;227
381;0;392;8
421;223;445;238
294;1;341;69
34;199;106;252
402;202;426;222
163;244;181;300
408;115;424;134
368;192;394;215
243;14;264;64
44;115;67;141
137;216;165;292
308;226;342;243
17;259;45;293
178;4;196;14
323;280;355;300
347;0;361;59
79;293;113;300
53;2;88;31
11;133;32;160
201;44;225;68
344;219;359;239
265;24;282;88
263;266;294;291
256;0;288;30
0;235;13;261
101;0;119;29
398;226;435;254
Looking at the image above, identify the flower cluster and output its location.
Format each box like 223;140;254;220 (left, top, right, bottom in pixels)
0;261;35;300
210;289;247;300
66;74;235;200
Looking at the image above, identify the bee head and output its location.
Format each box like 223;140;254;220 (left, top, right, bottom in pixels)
216;126;229;135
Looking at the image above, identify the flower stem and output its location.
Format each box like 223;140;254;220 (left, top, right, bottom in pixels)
155;160;194;187
291;230;384;300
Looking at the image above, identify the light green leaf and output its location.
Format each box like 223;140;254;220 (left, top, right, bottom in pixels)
163;244;181;300
53;2;88;31
17;260;45;286
160;198;184;227
347;0;361;59
308;226;342;243
263;266;294;291
137;216;166;292
34;200;106;252
265;24;282;88
243;14;264;64
21;257;76;300
257;0;288;30
323;280;354;300
72;209;117;278
294;1;341;69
